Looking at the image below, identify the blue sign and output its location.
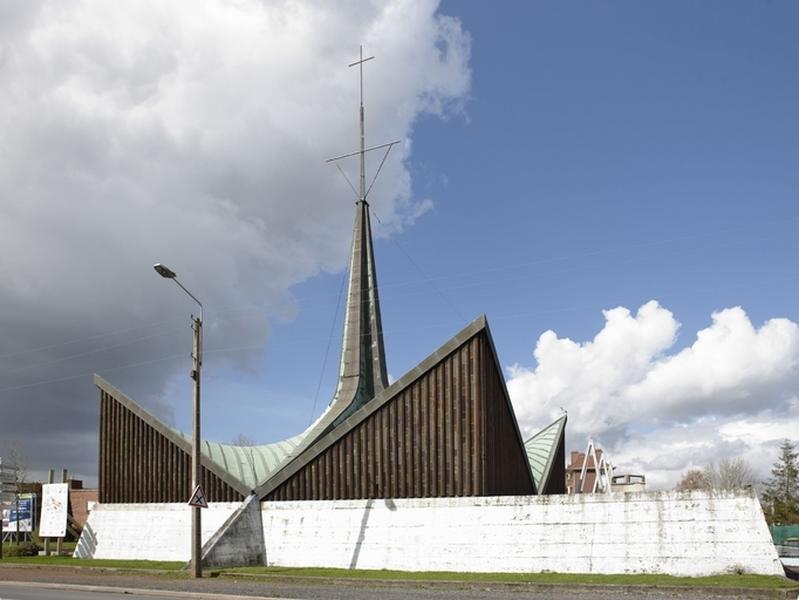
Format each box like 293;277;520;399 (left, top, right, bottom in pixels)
6;495;35;532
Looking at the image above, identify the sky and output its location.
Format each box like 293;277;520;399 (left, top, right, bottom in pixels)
1;0;797;491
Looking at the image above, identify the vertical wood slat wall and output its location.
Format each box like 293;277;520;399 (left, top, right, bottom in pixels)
481;344;538;496
98;391;243;503
266;331;534;501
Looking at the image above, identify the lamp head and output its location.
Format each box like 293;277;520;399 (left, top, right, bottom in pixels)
153;263;177;279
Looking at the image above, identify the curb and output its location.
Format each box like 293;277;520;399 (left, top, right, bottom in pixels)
0;580;301;600
0;561;182;576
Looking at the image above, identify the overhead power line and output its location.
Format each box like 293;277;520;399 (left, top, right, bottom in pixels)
1;215;796;363
2;269;796;396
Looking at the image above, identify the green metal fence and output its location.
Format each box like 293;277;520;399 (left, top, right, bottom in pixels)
770;524;799;545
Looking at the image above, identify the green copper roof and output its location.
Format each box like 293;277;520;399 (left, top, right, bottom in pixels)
165;200;392;493
175;431;306;491
524;415;566;494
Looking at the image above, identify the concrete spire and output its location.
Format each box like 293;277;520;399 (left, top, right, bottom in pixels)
322;46;399;425
331;198;389;421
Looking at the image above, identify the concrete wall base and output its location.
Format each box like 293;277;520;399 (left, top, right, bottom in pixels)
200;493;266;568
75;491;782;577
261;490;783;576
74;502;238;561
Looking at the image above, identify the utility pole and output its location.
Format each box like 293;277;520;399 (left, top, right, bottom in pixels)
190;312;202;578
154;262;204;578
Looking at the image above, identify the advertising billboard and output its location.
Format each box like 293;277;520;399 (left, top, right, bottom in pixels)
5;494;35;532
39;483;68;538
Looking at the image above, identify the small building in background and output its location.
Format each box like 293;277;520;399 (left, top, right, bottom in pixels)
565;449;602;494
611;473;646;493
565;448;646;494
69;479;98;530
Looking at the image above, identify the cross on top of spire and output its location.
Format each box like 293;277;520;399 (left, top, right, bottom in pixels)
326;45;400;205
348;45;374;112
351;45;373;202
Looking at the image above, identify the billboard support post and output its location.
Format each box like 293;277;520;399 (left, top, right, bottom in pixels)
56;469;67;556
15;485;19;546
44;469;54;556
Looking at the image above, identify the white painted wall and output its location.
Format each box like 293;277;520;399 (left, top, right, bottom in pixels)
75;503;239;561
261;491;783;576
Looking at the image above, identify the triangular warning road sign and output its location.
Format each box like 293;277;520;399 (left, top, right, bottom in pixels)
187;484;208;509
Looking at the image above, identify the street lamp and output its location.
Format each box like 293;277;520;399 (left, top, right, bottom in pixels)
153;262;203;578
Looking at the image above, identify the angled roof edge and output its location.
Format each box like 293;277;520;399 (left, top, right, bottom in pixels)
255;314;492;498
525;413;567;495
480;318;538;494
94;374;251;496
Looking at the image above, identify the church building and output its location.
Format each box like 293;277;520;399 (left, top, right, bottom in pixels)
95;194;566;505
92;46;565;513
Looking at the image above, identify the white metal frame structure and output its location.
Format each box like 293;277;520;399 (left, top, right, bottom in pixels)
577;439;615;494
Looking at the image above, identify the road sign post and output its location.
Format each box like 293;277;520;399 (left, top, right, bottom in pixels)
0;458;21;558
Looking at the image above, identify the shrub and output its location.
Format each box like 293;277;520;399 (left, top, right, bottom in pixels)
3;542;41;557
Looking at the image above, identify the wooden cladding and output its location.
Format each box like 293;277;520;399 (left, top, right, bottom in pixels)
266;331;534;501
481;342;537;496
98;390;242;503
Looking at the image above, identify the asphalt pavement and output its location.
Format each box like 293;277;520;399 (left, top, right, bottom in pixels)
0;583;246;600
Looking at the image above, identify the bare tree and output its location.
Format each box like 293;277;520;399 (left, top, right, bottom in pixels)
1;447;27;485
675;468;710;491
676;458;756;492
231;434;255;447
704;457;757;491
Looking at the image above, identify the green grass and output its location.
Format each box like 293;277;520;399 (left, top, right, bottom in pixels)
0;554;184;570
219;566;799;589
1;556;796;590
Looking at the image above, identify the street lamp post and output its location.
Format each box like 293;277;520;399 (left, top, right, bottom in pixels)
153;263;203;579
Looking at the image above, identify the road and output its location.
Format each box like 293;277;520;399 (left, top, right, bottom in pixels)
0;583;226;600
0;567;795;600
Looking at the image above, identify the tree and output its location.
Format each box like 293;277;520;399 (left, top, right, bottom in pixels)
675;468;710;491
705;457;757;491
762;439;799;525
1;446;27;485
675;457;757;492
231;434;255;446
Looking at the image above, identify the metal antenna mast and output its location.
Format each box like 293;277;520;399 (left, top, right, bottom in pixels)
327;45;400;203
355;45;369;201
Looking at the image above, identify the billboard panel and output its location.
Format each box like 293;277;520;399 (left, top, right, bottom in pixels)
5;494;34;532
39;483;68;538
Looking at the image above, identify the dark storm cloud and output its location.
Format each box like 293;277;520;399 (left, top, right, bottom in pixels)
0;0;471;483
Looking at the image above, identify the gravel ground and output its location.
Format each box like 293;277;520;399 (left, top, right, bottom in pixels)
0;565;796;600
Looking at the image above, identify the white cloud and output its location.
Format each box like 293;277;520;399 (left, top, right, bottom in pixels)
0;0;470;478
507;301;799;489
